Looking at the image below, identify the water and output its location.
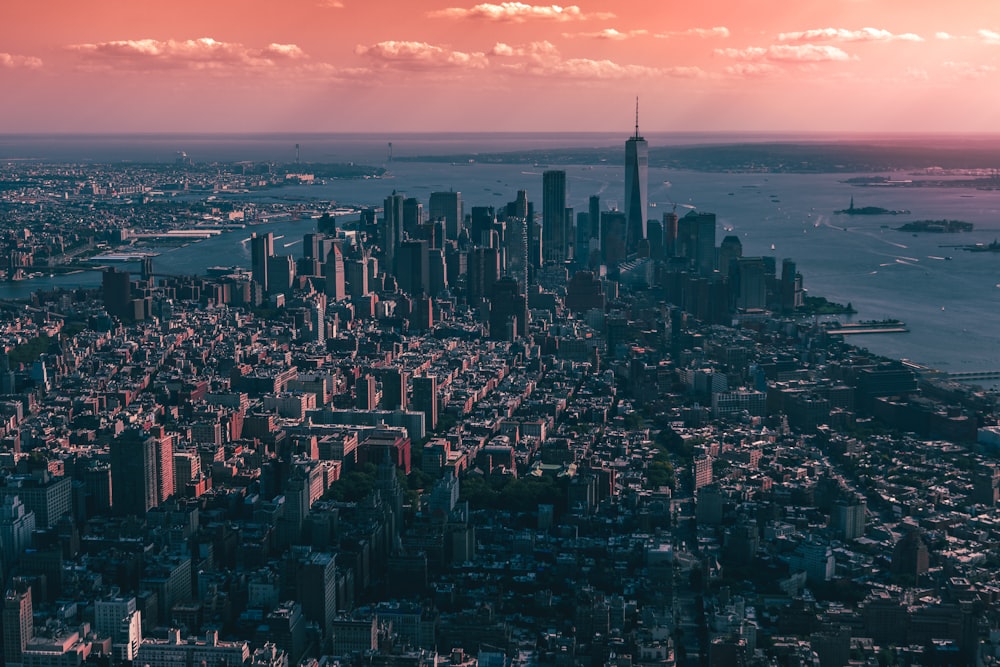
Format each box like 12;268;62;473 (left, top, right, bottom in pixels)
3;134;999;377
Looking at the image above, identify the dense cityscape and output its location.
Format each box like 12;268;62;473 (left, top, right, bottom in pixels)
0;124;999;667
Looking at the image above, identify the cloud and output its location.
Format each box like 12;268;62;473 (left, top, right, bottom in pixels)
656;26;730;39
778;27;923;42
725;63;780;77
522;57;663;78
0;53;43;69
428;2;613;22
935;32;955;40
67;37;309;72
979;29;1000;44
317;0;344;6
567;28;648;40
717;44;852;62
943;61;997;78
490;41;558;57
355;41;488;70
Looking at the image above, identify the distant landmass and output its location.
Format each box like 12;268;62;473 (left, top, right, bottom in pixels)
836;198;909;215
896;220;974;233
396;140;1000;174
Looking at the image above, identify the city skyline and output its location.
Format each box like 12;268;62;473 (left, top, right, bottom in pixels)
3;0;1000;134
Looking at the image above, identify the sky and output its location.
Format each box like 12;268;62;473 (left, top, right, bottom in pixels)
3;0;1000;134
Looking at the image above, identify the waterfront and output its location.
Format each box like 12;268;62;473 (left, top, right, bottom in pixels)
3;146;1000;377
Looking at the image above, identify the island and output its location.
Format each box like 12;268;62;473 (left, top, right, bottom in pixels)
836;197;910;215
896;219;974;233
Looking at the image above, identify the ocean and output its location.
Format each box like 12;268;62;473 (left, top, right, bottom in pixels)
2;133;999;379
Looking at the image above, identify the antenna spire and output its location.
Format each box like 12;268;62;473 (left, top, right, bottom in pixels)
634;97;640;139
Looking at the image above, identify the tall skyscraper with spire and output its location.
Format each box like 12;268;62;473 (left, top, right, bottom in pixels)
624;99;648;255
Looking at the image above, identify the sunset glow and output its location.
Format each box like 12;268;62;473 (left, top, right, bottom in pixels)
3;0;1000;133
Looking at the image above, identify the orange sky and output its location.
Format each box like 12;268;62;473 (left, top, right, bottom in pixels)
3;0;1000;133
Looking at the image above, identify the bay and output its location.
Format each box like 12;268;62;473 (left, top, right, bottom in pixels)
3;143;999;378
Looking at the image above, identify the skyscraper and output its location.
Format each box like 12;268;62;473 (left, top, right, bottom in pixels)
396;240;429;297
624;101;648;255
250;232;274;293
324;243;346;301
411;376;438;431
110;429;159;516
429;191;462;241
542;170;567;263
3;580;32;667
383;192;405;271
402;197;423;236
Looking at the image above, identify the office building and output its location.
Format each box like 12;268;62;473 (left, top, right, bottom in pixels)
403;197;423;236
542;170;567;263
266;255;296;295
3;580;32;667
678;210;717;275
467;246;500;303
412;376;438;431
383;192;404;270
324;243;346;301
250;232;274;293
0;496;34;567
396;240;429;297
733;257;767;310
488;277;528;340
102;267;132;320
624;104;648;255
110;430;160;515
429;191;462;241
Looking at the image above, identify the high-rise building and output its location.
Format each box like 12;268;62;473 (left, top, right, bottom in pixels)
469;206;496;246
663;210;679;258
624;102;648;255
678;211;717;275
718;235;743;278
402;197;423;236
488;277;528;340
396;240;429;297
732;257;767;310
379;367;407;411
429;191;462;241
303;233;321;263
102;267;132;320
542;170;567;263
95;594;141;663
601;211;627;267
345;258;369;299
428;248;448;297
382;192;405;270
356;374;377;411
250;232;274;293
110;430;160;516
0;495;34;568
780;258;804;311
467;246;500;303
266;255;296;295
412;376;438;431
3;580;32;667
324;244;346;301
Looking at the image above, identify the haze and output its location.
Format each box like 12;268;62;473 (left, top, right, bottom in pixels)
3;0;1000;134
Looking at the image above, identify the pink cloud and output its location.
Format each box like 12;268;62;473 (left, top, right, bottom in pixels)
717;44;852;62
0;53;43;69
567;28;648;40
354;41;488;70
429;2;614;22
67;37;309;72
656;26;730;39
778;27;923;42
